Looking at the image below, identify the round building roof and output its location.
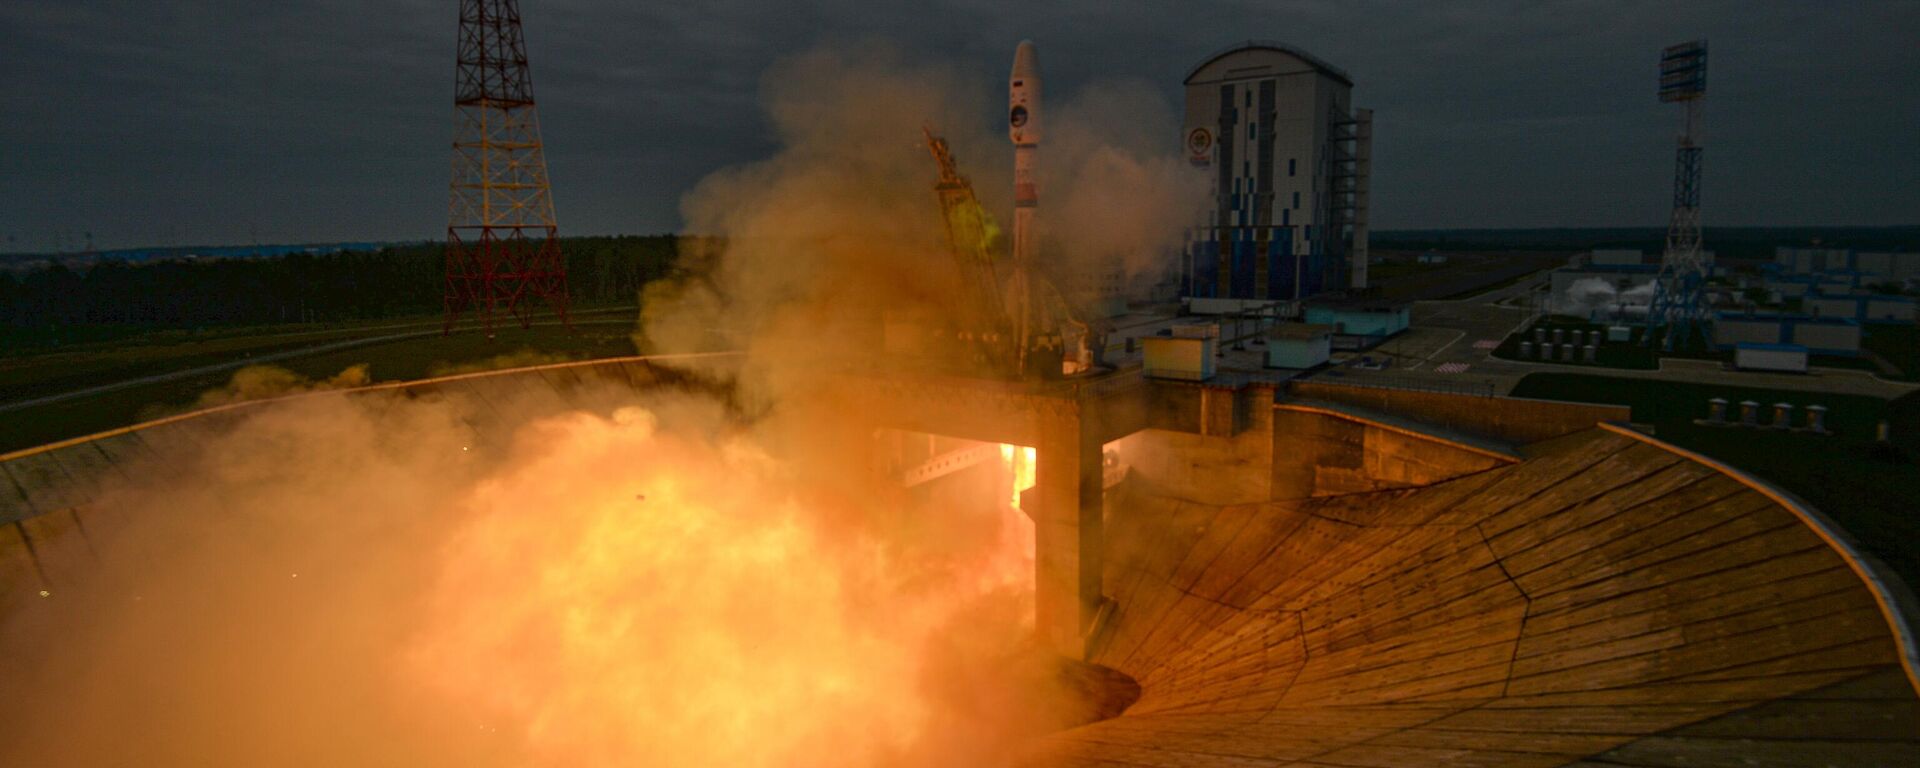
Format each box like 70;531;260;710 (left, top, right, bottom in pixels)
1184;40;1353;86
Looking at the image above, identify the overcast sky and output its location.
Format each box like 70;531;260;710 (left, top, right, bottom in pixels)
3;1;1915;251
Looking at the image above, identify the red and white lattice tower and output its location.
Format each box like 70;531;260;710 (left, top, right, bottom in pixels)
443;0;570;335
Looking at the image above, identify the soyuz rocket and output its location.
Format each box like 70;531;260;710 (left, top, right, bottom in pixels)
1008;40;1041;265
1008;40;1041;370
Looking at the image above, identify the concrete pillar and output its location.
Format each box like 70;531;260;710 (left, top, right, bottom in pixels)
1707;398;1728;424
1771;402;1795;430
1033;416;1104;658
1805;404;1828;433
1740;400;1760;427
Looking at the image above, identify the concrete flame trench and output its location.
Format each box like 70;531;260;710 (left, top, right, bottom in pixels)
808;370;1149;657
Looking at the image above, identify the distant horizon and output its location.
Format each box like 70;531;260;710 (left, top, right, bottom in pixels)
5;224;1919;261
5;3;1916;250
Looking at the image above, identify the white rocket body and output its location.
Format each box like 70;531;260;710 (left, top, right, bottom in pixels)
1008;40;1041;371
1008;40;1041;266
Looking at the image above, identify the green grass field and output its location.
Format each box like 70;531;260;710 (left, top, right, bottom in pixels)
1863;324;1920;381
0;315;644;454
1511;372;1920;592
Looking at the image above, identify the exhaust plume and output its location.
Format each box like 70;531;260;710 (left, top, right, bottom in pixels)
0;41;1187;767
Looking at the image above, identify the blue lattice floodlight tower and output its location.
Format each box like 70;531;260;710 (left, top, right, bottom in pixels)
1646;40;1709;350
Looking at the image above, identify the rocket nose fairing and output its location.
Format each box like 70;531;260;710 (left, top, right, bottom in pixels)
1008;40;1041;145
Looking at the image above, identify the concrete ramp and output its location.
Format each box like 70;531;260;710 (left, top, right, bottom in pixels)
1023;426;1920;766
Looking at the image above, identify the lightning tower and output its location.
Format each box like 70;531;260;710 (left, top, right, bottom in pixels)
1645;39;1708;350
444;0;570;335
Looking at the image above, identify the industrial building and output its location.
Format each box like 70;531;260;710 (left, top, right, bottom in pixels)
1263;322;1332;369
1302;299;1408;349
1180;41;1371;313
1764;246;1918;321
1804;293;1916;324
1712;310;1862;356
1776;246;1920;282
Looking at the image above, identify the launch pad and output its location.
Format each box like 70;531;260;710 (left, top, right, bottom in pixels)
4;354;1916;766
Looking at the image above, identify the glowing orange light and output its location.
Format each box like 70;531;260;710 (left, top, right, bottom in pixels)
999;444;1036;511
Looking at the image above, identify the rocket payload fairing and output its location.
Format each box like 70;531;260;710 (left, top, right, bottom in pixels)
1008;40;1041;371
1008;40;1041;266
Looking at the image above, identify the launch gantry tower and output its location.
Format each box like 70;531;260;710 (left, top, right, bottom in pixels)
443;0;571;335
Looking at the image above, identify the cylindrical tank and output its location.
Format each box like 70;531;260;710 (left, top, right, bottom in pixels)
1534;327;1546;344
1740;400;1760;427
1519;341;1533;359
1771;402;1795;430
1583;344;1597;363
1560;343;1574;362
1552;328;1565;345
1805;404;1828;433
1707;398;1728;424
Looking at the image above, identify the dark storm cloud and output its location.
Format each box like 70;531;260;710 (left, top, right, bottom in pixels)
2;1;1915;250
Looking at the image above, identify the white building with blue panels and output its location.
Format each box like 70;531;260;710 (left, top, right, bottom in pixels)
1181;42;1371;310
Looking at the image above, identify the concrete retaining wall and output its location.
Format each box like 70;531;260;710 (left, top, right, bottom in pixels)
1286;381;1630;444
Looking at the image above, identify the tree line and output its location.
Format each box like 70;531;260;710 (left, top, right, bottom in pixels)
0;235;683;339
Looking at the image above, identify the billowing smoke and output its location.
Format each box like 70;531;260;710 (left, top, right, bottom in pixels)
1044;81;1208;294
0;41;1181;767
193;363;370;407
0;385;1077;767
1557;277;1655;317
640;43;1202;399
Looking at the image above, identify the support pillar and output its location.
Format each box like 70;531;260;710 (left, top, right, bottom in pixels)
1033;413;1104;658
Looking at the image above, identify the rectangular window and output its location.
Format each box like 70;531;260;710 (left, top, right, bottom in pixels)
1282;209;1290;226
1288;158;1296;176
1248;122;1256;140
1293;191;1300;209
